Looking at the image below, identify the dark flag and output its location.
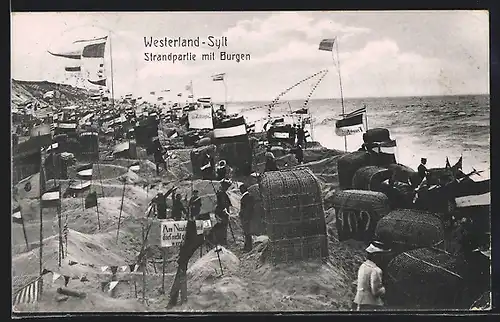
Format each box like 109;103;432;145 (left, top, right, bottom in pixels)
213;116;248;144
335;114;365;136
318;38;335;52
65;66;81;72
82;38;107;58
85;191;98;209
212;73;225;82
88;79;107;86
446;157;451;169
292;107;309;114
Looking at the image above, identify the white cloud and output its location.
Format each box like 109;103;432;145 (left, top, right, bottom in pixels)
222;12;371;56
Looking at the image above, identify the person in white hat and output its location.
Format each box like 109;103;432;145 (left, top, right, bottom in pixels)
353;241;391;311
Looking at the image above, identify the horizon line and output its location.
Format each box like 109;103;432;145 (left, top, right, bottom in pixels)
11;78;489;102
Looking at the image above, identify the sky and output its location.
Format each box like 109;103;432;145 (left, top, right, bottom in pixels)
11;11;489;102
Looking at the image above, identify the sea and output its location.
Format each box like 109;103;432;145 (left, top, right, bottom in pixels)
226;95;490;175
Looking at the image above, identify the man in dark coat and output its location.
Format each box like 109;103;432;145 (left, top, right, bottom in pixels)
418;158;429;183
171;192;187;221
188;190;202;220
239;184;254;252
167;213;205;308
154;147;167;175
214;179;232;246
154;192;167;219
296;125;306;148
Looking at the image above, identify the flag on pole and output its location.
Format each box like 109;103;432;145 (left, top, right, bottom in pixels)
85;191;98;209
342;106;366;118
12;206;23;224
188;94;194;99
318;38;336;52
185;83;192;91
177;93;182;97
41;185;61;208
65;66;81;72
150;91;156;95
76;163;93;179
213;116;248;144
212;73;225;82
81;38;107;58
335;114;365;136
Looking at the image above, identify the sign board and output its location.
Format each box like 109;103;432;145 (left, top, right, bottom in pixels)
160;219;213;247
188;108;214;130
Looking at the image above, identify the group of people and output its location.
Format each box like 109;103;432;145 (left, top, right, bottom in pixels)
150;177;255;253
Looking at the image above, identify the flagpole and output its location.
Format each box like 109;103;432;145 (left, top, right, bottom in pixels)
364;103;369;131
332;37;347;152
109;32;115;109
38;143;43;276
58;188;62;266
223;80;227;108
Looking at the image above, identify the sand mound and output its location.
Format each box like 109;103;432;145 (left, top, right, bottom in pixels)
187;246;240;285
12;229;129;279
62;196;144;234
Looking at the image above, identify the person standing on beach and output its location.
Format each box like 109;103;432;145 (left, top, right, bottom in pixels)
297;125;306;148
239;184;254;252
353;241;390;311
214;179;232;246
188;190;202;220
417;158;429;183
171;192;187;221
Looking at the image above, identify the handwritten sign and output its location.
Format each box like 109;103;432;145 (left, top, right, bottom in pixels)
160;220;212;247
335;208;375;241
188;109;213;130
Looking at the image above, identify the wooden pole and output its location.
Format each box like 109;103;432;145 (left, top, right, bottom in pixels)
333;37;347;152
116;179;126;243
58;203;62;266
141;223;147;304
161;248;166;294
18;208;30;252
38;144;44;276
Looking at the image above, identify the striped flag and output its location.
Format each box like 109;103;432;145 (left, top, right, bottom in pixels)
188;94;194;99
213;116;248;144
342;106;366;118
246;123;256;134
318;38;336;52
12;278;41;306
335;114;365;136
65;66;81;72
41;185;61;208
12;206;23;225
198;97;212;104
76;163;93;179
212;73;225;82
